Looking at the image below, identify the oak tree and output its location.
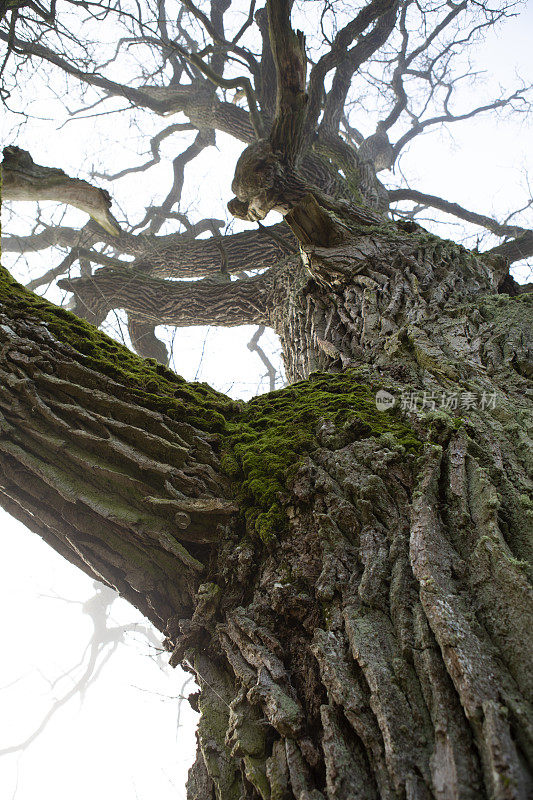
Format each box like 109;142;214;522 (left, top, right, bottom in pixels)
1;1;532;798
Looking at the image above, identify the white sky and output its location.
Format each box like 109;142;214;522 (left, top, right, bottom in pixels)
0;2;532;798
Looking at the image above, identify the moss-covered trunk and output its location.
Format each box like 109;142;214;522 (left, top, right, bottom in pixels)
179;214;532;800
1;191;532;798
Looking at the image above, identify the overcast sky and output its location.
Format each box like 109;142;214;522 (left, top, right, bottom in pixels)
0;2;532;798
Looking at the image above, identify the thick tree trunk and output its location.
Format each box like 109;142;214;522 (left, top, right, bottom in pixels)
179;212;533;800
1;192;532;799
2;0;532;792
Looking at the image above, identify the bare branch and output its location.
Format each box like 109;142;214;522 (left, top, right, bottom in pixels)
136;128;216;234
247;325;277;392
0;29;257;141
0;582;157;756
25;250;75;291
174;41;265;138
319;0;399;136
254;6;276;119
485;231;533;266
57;265;275;328
267;0;307;160
2;224;97;253
2;146;120;236
139;222;296;278
179;0;259;74
156;0;184;83
4;220;296;284
0;30;170;109
380;0;468;132
232;0;256;46
388;188;530;238
389;185;533;266
127;316;169;364
92;122;195;181
305;0;398;143
391;84;531;161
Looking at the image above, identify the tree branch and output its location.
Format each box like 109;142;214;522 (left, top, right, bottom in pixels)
134;128;216;234
127;316;169;364
391;84;531;161
267;0;307;161
247;325;277;392
319;0;399;136
254;6;276;119
2;224;97;254
92;122;195;181
388;188;530;238
3;220;297;284
485;231;533;266
133;222;297;279
179;0;259;75
174;41;265;138
57;265;274;328
305;0;398;143
2;146;120;236
0;30;257;141
0;262;240;629
380;1;467;132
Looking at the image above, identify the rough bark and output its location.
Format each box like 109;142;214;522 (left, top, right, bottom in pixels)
1;0;532;786
175;206;533;800
57;262;278;328
1;220;297;284
1;188;532;798
0;270;240;628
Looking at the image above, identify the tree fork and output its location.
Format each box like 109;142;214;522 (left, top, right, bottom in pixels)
1;0;533;791
1;224;532;796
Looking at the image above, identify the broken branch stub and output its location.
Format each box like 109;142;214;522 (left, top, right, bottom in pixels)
2;147;120;236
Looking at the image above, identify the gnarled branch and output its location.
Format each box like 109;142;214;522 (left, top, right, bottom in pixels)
2;146;120;236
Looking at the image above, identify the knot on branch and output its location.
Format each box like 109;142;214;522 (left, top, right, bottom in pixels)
228;139;308;221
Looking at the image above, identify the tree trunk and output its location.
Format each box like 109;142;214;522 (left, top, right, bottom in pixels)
181;211;533;800
0;191;532;799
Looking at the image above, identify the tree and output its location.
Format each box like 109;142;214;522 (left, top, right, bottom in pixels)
1;0;532;798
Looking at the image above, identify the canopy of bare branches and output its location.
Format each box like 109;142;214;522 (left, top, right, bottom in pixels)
1;0;531;363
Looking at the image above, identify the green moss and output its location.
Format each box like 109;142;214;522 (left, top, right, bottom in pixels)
478;291;533;319
0;265;238;432
0;266;423;548
222;371;422;543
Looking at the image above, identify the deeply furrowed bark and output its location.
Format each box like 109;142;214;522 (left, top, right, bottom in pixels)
2;0;533;789
0;272;242;628
1;183;532;798
57;262;278;329
176;209;533;800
